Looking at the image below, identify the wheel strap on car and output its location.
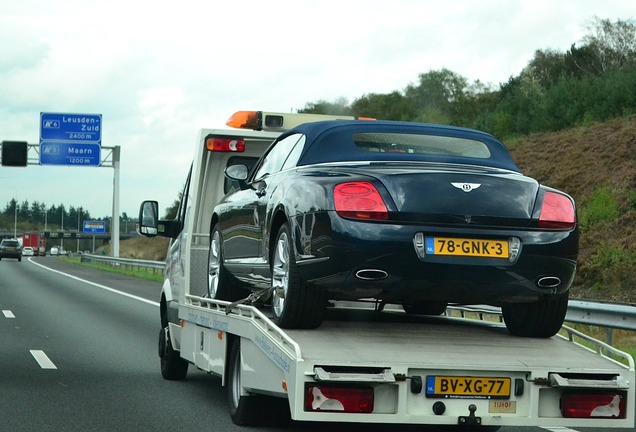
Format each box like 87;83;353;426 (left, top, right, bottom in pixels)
225;287;273;315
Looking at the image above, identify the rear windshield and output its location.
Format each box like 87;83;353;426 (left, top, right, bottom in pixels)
353;132;490;159
2;240;19;247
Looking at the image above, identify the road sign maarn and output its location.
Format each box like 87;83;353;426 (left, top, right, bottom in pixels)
40;112;102;166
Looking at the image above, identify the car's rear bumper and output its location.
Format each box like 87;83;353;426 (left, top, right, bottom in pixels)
292;212;578;305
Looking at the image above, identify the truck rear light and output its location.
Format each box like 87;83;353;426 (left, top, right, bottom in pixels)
305;386;373;413
561;393;626;418
334;182;389;220
205;137;245;152
538;191;575;229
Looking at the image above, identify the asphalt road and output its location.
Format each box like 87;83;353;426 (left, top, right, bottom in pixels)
0;257;623;432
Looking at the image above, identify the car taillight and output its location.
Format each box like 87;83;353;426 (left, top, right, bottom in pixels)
334;182;388;220
305;386;374;413
561;393;626;418
205;137;245;152
538;191;575;229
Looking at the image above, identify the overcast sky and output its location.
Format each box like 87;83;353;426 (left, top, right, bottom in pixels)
0;0;633;223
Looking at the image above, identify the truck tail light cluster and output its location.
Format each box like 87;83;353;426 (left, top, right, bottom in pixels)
538;191;576;229
304;385;374;413
561;392;626;419
205;137;245;152
334;182;389;220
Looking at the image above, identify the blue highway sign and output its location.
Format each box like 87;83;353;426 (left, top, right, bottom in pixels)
40;142;101;166
40;112;102;143
40;112;102;166
83;220;106;234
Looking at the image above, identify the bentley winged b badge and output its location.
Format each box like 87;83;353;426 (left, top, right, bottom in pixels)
451;182;481;192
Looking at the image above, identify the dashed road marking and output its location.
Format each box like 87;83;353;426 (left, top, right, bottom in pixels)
3;310;15;318
30;350;57;369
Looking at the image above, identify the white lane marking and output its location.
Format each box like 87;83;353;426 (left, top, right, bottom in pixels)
27;258;159;307
30;350;57;369
3;310;15;318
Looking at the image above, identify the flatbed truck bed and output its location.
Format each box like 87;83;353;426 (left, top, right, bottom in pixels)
176;297;635;429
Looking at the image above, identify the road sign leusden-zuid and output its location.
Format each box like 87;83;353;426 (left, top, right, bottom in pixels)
39;112;102;166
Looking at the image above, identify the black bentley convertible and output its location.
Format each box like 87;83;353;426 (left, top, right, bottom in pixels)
209;120;578;337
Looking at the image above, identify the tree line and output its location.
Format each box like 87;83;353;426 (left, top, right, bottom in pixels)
0;198;134;233
300;17;636;139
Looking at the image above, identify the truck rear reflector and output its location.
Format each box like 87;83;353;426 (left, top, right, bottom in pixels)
305;386;373;413
561;393;626;418
205;137;245;152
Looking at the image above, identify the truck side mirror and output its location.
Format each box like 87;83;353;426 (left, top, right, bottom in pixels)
139;200;159;237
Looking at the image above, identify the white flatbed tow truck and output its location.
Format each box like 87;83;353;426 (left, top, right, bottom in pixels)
139;111;635;429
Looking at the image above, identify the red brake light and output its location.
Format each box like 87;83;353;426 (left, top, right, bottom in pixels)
305;386;373;413
561;393;626;418
538;191;575;229
205;137;245;152
334;182;388;220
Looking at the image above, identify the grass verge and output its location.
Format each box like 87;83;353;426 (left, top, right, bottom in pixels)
59;256;165;283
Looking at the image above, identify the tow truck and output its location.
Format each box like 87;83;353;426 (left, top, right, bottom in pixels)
138;110;635;429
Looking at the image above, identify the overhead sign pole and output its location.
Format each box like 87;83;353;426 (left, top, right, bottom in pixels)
112;146;121;258
35;112;122;258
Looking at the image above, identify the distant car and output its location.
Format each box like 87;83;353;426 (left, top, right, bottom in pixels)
22;246;34;257
210;120;578;337
0;239;22;261
50;246;59;256
59;249;68;256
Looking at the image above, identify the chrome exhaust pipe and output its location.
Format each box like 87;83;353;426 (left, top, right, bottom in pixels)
537;276;561;289
355;269;388;281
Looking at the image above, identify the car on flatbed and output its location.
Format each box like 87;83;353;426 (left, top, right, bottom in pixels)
0;239;22;261
138;111;632;430
209;117;578;337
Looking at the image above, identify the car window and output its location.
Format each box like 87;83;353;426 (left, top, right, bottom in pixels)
253;133;303;180
1;240;19;247
280;135;306;171
353;132;491;158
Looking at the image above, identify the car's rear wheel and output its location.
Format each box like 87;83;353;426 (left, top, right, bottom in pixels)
502;292;569;338
271;222;325;329
208;223;242;300
402;301;448;316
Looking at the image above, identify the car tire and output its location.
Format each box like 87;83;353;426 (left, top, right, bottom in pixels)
271;222;326;329
502;292;569;338
208;223;243;301
402;301;448;316
158;327;188;380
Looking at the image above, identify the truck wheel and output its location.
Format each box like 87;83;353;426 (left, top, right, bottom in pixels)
228;340;265;426
208;224;241;300
502;292;568;338
159;327;188;380
402;301;448;316
271;222;325;329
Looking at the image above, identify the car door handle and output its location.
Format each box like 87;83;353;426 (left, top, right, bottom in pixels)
255;189;266;197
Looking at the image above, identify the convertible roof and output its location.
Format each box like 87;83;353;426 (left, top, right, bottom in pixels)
280;120;520;172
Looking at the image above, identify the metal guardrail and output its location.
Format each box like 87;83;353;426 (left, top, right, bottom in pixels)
79;254;636;342
79;253;165;274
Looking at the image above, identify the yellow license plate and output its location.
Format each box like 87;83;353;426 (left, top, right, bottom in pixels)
426;376;511;399
425;237;509;258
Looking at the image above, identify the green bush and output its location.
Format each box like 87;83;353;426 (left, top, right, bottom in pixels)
578;187;620;232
